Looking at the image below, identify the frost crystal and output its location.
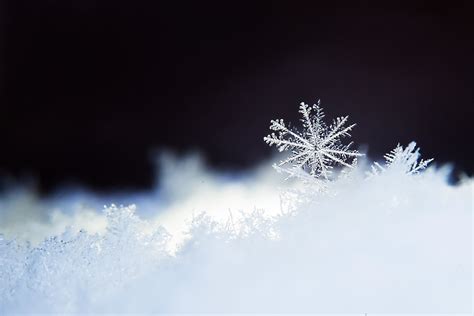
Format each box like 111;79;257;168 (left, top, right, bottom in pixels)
264;101;363;180
370;141;433;176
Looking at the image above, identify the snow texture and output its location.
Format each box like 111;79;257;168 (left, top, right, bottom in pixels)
0;148;472;313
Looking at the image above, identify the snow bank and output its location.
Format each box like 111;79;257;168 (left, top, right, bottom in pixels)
0;153;472;313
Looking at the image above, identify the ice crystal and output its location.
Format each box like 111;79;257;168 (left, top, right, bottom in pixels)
264;101;363;180
369;141;433;176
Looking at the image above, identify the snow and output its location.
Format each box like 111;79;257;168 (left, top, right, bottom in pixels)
0;152;472;313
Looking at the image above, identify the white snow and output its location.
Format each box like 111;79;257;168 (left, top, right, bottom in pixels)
0;152;472;313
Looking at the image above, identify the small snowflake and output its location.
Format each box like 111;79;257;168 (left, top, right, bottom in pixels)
369;141;433;176
264;100;363;180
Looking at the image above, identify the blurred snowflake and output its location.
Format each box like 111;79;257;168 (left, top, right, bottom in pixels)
369;141;433;176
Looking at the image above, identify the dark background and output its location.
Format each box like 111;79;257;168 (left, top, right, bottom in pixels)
1;1;473;193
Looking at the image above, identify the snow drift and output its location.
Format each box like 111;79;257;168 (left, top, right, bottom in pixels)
0;151;472;313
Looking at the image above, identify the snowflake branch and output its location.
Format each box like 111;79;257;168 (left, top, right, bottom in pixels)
299;103;316;139
321;122;356;147
321;151;354;168
323;148;364;157
278;150;310;166
269;120;313;147
264;136;312;150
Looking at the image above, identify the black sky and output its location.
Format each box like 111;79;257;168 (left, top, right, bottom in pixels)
1;1;473;192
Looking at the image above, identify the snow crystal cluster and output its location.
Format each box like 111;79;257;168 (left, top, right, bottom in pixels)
0;101;472;313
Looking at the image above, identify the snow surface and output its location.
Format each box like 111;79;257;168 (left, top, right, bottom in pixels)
0;152;472;313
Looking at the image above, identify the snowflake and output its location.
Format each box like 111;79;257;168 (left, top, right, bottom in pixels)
369;141;433;176
264;101;363;180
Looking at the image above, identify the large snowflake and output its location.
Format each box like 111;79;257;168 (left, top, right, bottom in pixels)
264;101;363;180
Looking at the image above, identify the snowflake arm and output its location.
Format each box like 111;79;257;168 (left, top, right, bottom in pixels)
313;152;332;179
408;158;433;175
321;151;355;169
264;134;312;151
264;119;313;152
321;116;355;147
299;103;315;136
323;147;363;157
278;150;310;167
